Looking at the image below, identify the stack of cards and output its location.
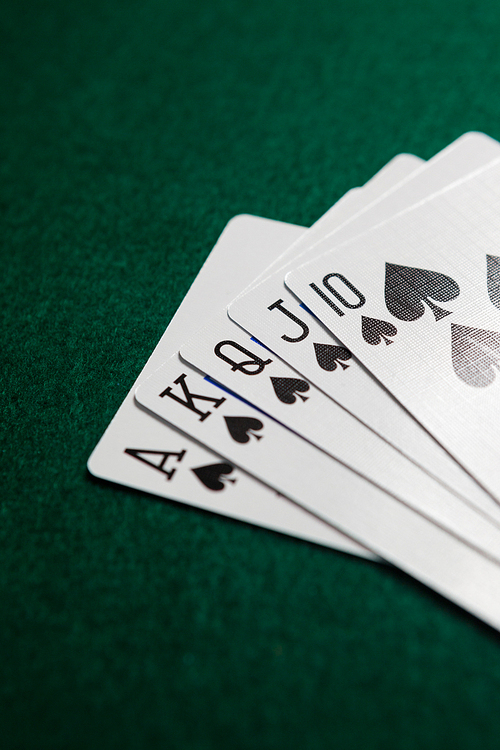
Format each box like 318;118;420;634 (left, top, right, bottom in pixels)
89;132;500;631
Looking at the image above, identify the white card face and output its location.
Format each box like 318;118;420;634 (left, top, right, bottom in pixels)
228;133;500;512
135;354;500;633
88;215;373;557
286;156;500;504
180;308;500;557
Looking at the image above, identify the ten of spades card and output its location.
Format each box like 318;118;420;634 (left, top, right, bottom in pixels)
285;156;500;503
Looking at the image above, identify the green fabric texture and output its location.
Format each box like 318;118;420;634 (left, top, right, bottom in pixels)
4;0;500;747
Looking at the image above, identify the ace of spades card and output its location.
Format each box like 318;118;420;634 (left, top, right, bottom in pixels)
285;156;500;503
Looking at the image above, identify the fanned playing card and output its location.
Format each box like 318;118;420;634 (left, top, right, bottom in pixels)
285;156;500;503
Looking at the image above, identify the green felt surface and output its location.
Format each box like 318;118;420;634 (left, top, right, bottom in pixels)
4;0;500;747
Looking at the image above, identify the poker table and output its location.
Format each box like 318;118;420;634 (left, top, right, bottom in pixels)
4;0;500;747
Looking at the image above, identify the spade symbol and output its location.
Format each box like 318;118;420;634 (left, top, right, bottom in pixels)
487;255;500;309
361;316;397;346
385;263;460;322
270;377;310;404
313;342;352;371
224;416;264;443
191;462;236;491
451;323;500;388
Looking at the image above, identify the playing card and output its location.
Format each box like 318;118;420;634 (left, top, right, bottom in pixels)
285;156;500;504
135;353;500;632
179;308;500;557
88;215;373;556
228;133;500;515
